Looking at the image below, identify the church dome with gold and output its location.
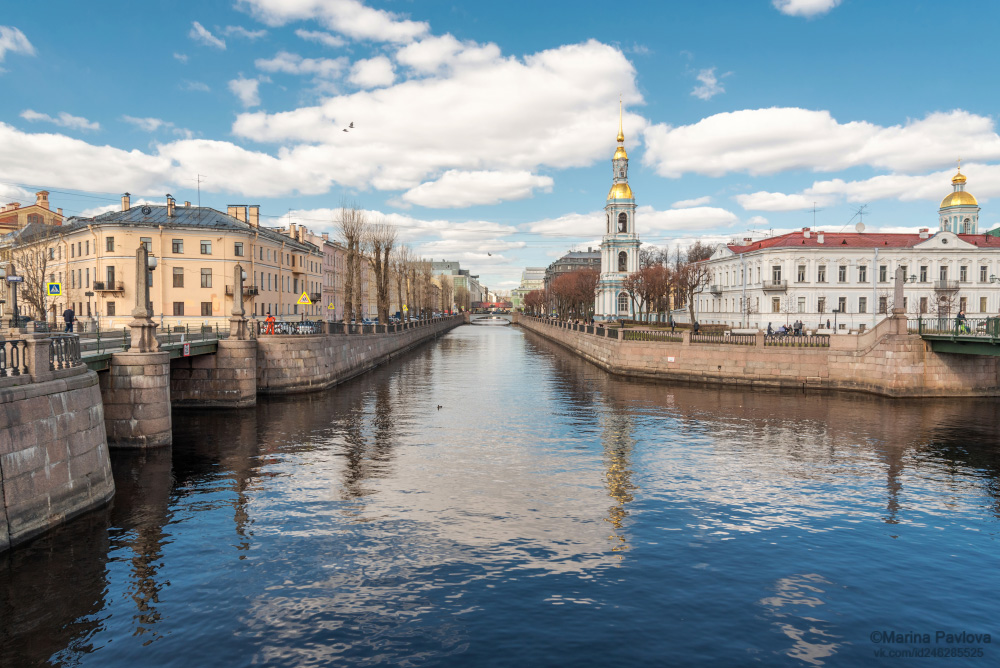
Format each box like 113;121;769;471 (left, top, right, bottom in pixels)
940;170;977;208
938;167;980;234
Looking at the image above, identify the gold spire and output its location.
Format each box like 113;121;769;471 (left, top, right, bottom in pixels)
617;99;624;143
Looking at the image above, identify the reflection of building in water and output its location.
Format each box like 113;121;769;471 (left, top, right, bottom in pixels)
600;410;637;555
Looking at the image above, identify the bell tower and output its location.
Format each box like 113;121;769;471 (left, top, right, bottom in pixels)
596;102;642;320
938;163;980;234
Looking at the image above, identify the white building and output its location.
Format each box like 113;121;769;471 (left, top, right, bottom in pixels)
701;170;1000;331
595;107;641;320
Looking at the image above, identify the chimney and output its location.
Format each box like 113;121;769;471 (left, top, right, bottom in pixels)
184;201;191;207
322;232;329;242
803;227;811;239
57;208;62;217
248;205;259;228
235;206;247;223
288;223;296;239
742;237;752;246
167;194;176;218
35;191;50;209
919;228;929;239
817;232;824;244
122;192;131;211
227;205;239;219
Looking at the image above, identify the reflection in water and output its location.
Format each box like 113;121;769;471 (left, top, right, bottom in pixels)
3;324;1000;666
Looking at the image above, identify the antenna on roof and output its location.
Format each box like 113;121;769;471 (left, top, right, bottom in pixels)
811;201;823;227
839;203;869;233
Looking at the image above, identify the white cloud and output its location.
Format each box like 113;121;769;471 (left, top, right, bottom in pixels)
747;215;769;228
735;191;833;212
526;205;738;238
0;183;34;204
395;34;500;74
797;163;1000;205
189;21;226;49
183;80;211;92
223;25;268;40
643;108;1000;178
256;50;347;80
237;0;429;44
691;67;725;100
173;52;189;63
122;115;169;132
295;29;346;48
20;109;99;131
773;0;842;18
228;77;261;108
401;170;553;208
0;26;34;62
671;195;711;208
79;198;159;218
348;55;395;88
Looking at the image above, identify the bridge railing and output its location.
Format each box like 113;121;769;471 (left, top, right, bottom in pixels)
0;339;29;377
49;335;82;370
623;329;682;343
764;334;830;347
909;317;1000;338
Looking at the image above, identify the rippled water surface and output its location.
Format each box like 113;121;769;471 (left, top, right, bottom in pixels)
3;323;1000;666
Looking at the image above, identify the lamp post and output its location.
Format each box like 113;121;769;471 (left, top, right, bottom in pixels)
832;307;840;332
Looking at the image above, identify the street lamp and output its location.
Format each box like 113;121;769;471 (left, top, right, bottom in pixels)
832;307;840;331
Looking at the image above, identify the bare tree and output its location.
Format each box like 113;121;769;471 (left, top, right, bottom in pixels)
364;219;396;323
673;242;713;326
392;245;412;318
2;222;61;322
337;201;367;323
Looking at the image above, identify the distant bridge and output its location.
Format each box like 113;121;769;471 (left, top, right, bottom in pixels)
911;317;1000;356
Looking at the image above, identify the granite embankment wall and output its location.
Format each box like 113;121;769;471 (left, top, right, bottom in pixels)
515;315;1000;397
256;316;462;394
1;360;114;552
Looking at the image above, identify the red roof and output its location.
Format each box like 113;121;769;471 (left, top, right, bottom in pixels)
727;230;1000;254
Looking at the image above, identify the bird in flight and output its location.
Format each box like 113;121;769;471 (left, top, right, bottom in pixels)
342;128;348;132
349;122;354;128
487;252;492;256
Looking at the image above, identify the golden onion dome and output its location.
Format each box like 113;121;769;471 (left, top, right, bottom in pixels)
608;182;633;200
940;190;978;208
952;171;967;185
614;145;628;160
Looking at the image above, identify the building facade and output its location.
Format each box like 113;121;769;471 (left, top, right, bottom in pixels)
0;191;63;234
701;171;1000;331
595;109;641;319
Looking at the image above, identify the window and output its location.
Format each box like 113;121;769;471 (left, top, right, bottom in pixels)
920;297;928;314
771;265;782;282
919;266;928;282
106;237;114;252
981;266;989;282
77;241;82;256
234;242;244;257
940;266;948;281
173;302;185;316
817;265;826;282
772;297;780;313
201;240;212;255
838;265;847;282
107;266;115;284
140;237;152;252
618;251;627;272
201;302;213;316
172;239;184;253
85;240;90;255
838;297;847;313
798;296;806;313
900;265;908;280
858;297;867;314
879;296;887;314
107;302;115;316
797;265;806;282
618;212;627;232
85;267;90;288
858;266;867;283
148;270;153;288
960;266;968;282
817;297;826;313
879;265;887;282
71;244;75;258
981;297;988;313
173;267;184;288
71;270;75;288
48;248;54;260
201;268;212;288
960;297;968;312
617;292;628;313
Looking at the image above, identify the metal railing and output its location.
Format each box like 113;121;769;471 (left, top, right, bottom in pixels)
764;334;831;347
623;329;683;343
255;319;323;335
49;335;82;369
762;280;788;291
933;280;960;291
0;339;28;377
691;332;756;345
910;317;1000;338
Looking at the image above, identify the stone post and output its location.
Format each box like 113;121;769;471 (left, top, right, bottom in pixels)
129;245;160;352
230;263;248;340
23;333;54;383
754;330;765;347
891;266;908;335
682;330;691;346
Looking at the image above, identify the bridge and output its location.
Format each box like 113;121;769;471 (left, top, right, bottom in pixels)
910;317;1000;355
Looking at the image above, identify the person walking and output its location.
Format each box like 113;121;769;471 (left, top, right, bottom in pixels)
956;309;968;334
767;322;773;337
265;311;276;335
62;306;75;333
669;316;675;333
693;321;700;334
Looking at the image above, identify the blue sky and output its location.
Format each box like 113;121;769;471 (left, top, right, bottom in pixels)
3;0;1000;291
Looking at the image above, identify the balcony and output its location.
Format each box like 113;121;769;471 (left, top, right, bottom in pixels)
310;292;322;302
934;280;959;291
762;280;788;292
225;284;260;297
94;281;125;293
709;284;722;296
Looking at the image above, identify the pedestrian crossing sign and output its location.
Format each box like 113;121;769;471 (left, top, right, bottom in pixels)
403;305;408;311
296;291;312;305
46;282;62;296
328;303;335;310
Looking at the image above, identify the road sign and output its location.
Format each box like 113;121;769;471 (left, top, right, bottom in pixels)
403;305;408;312
5;275;23;283
182;342;191;356
46;282;62;296
328;303;335;310
296;291;312;305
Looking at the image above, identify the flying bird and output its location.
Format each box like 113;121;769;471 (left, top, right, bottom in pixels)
487;252;492;256
349;122;354;128
342;128;348;132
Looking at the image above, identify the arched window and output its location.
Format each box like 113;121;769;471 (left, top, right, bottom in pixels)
618;292;629;313
963;218;972;234
618;212;627;232
606;213;611;233
618;251;628;272
619;170;624;177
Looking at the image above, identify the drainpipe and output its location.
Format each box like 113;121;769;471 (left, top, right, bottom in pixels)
741;253;747;328
873;247;878;328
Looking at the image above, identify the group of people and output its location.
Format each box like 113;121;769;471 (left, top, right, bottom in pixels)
767;320;806;337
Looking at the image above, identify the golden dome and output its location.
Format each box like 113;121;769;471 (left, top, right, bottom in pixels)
952;171;967;185
608;182;633;200
940;190;978;208
614;145;628;160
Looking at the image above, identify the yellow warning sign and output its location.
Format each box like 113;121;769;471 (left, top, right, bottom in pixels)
328;303;336;310
402;305;408;311
296;291;312;305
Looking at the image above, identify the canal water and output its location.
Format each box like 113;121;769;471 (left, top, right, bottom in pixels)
3;323;1000;666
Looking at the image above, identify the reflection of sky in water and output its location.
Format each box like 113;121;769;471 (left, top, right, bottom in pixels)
4;324;1000;666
